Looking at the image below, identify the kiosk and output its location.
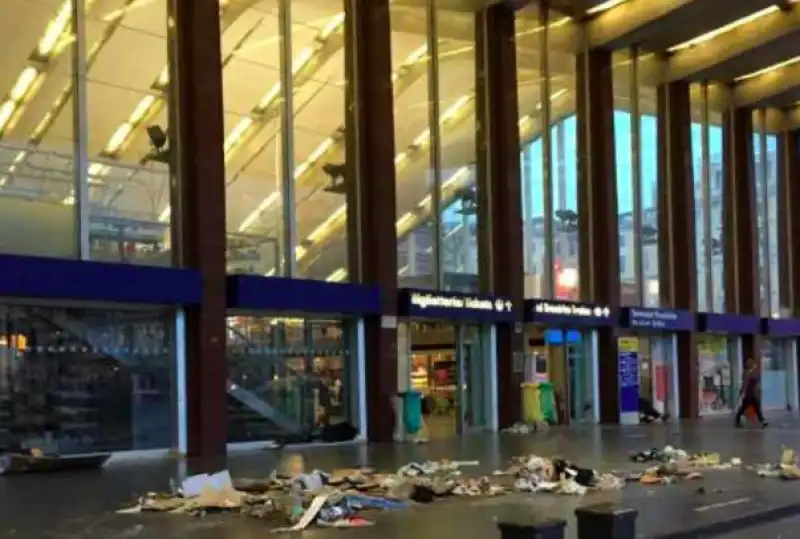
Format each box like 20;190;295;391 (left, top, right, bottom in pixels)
760;318;800;412
225;275;378;446
396;288;512;438
524;299;615;424
696;313;760;415
618;307;695;425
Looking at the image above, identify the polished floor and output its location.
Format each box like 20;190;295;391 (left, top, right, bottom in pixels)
4;419;800;539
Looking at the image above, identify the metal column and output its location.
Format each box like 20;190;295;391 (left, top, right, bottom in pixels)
279;0;297;277
425;0;443;290
71;0;90;259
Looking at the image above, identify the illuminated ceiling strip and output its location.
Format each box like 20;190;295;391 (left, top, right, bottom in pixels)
735;54;800;81
322;91;568;283
586;0;629;15
237;45;430;233
0;0;97;142
157;10;347;223
667;4;793;52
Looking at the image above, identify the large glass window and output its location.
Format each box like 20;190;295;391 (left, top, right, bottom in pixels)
0;305;175;454
226;316;359;443
691;86;707;312
84;0;173;265
709;113;724;312
0;1;78;259
390;3;480;292
516;6;578;300
753;112;780;316
223;1;350;282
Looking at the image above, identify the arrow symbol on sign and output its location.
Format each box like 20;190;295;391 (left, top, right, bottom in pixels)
602;307;611;317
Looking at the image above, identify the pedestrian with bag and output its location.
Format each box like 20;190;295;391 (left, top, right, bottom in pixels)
735;358;768;428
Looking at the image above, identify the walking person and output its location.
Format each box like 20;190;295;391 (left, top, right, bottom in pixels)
735;358;768;428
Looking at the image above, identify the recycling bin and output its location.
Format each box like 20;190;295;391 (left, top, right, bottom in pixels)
400;390;423;434
522;383;542;423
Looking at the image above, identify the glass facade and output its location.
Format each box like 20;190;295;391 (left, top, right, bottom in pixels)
226;316;359;443
516;6;579;300
0;0;174;263
222;1;350;281
0;305;175;454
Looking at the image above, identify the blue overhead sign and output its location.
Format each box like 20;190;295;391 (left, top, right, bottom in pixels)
697;313;761;334
525;299;615;327
620;307;695;332
763;317;800;337
398;288;515;322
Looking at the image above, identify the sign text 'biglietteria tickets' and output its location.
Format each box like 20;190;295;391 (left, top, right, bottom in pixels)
534;301;611;318
410;292;513;313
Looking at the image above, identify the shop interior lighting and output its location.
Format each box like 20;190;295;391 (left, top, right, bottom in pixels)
236;43;430;233
323;89;569;283
735;54;800;81
667;2;800;53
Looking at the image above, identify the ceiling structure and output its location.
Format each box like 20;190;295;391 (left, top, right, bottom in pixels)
0;0;799;281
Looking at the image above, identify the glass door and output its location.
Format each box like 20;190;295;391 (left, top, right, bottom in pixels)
456;324;489;434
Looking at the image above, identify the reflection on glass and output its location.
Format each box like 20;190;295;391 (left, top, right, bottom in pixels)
691;109;707;311
0;305;174;454
226;316;357;443
709;121;725;312
0;0;77;258
761;339;789;410
640;110;659;307
752;124;780;316
84;0;172;265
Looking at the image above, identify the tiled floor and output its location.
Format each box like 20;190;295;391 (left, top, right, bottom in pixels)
4;419;800;539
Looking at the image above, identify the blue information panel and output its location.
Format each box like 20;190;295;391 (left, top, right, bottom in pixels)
621;307;695;331
398;288;516;322
697;313;761;334
524;299;615;327
763;318;800;337
618;351;639;414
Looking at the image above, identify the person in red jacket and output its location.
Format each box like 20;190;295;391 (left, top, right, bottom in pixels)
735;359;768;428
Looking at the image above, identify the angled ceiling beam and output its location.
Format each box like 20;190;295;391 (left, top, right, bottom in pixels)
734;61;800;108
641;3;800;83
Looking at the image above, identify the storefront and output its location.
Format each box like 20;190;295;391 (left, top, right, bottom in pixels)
617;307;695;425
695;313;760;416
760;318;800;413
225;276;378;446
0;254;200;456
396;288;512;438
523;299;615;424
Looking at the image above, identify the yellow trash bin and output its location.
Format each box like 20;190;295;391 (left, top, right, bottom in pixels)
522;383;541;423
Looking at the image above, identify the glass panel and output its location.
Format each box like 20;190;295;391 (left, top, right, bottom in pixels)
0;0;77;258
753;119;768;315
640;88;659;307
762;339;788;410
436;5;477;292
392;4;435;289
709;112;725;312
292;1;348;282
698;335;734;414
690;86;708;312
612;50;638;305
84;0;172;265
766;134;780;314
226;316;357;443
460;324;487;429
0;305;175;454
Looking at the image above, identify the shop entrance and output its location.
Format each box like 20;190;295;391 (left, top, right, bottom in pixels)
697;335;740;415
619;334;679;422
401;321;492;439
525;327;596;425
761;339;799;412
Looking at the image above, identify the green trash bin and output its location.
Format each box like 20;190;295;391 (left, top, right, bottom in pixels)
401;391;423;434
538;382;556;424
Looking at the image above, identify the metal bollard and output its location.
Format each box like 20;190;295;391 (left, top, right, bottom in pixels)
575;503;637;539
497;516;567;539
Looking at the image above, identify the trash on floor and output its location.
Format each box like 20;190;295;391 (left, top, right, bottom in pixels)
755;446;800;480
626;445;745;485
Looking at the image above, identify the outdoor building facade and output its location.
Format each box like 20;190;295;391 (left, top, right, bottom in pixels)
1;0;800;458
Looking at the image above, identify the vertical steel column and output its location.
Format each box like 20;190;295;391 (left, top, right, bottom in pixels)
426;0;443;289
71;0;90;260
629;46;643;304
539;2;554;298
758;110;770;314
701;82;714;311
279;0;297;277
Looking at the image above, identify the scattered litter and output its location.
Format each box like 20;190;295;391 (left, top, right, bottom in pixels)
755;446;800;480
